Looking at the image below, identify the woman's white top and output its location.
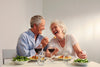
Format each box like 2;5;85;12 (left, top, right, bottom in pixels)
49;34;78;57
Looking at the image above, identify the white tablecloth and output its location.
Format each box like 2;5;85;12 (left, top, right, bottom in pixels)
1;60;100;67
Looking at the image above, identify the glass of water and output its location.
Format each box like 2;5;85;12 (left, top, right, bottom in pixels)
37;50;45;65
82;50;86;54
63;51;69;63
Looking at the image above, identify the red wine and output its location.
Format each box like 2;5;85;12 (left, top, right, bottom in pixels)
48;49;55;53
35;48;42;54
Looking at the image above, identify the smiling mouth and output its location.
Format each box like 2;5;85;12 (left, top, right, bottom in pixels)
54;31;58;35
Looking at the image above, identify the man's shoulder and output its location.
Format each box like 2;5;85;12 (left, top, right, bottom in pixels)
39;34;44;38
19;30;29;39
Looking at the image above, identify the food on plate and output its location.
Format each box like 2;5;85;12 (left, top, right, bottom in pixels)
74;58;88;63
58;56;63;59
13;56;29;61
64;56;72;59
54;36;56;38
38;57;45;61
30;56;38;60
41;57;45;60
58;56;72;59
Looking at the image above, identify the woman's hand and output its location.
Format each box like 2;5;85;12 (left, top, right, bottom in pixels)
73;44;87;59
78;51;87;59
45;52;51;57
52;48;59;55
45;49;51;57
45;48;59;57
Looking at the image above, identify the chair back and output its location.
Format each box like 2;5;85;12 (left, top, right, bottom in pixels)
2;49;16;64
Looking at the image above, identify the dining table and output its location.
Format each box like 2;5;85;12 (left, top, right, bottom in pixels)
1;59;100;67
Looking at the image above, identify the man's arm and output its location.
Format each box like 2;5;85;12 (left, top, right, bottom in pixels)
17;34;36;57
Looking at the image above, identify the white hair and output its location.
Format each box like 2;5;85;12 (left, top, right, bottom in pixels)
50;20;67;34
30;15;44;28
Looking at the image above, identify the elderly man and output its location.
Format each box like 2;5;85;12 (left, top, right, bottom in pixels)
17;15;48;57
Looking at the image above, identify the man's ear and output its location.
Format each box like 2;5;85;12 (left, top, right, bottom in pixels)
33;24;37;29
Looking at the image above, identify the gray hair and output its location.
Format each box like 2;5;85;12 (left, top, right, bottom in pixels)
50;20;67;34
30;15;44;28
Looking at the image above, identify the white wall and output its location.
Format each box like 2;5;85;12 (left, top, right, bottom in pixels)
43;0;100;63
0;0;43;65
0;0;100;65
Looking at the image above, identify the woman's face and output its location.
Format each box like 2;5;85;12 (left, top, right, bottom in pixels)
51;23;63;37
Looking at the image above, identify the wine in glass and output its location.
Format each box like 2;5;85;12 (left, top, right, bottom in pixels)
35;48;42;54
48;43;55;62
48;49;55;53
35;44;43;54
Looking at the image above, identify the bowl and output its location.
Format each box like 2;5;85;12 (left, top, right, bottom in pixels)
73;62;88;66
13;61;28;65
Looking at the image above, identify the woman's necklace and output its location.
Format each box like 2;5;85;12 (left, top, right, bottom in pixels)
58;38;65;48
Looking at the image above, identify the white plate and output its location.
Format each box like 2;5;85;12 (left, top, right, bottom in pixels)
28;56;46;62
28;56;38;60
54;56;63;60
13;61;28;65
54;56;72;61
73;62;88;66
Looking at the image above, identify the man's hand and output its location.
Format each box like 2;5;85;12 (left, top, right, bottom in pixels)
41;37;49;48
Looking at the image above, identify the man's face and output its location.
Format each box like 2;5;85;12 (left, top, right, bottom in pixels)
37;19;45;34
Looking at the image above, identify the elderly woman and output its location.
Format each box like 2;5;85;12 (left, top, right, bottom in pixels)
46;20;87;59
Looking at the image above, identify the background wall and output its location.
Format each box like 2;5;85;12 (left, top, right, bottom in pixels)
43;0;100;63
0;0;100;66
0;0;43;66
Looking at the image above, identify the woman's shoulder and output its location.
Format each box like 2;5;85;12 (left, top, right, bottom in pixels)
65;33;77;41
66;33;78;43
66;33;75;38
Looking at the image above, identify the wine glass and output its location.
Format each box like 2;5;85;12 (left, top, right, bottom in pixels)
35;45;42;55
62;51;71;64
35;48;42;55
82;50;86;55
82;50;87;59
48;43;55;62
34;45;43;64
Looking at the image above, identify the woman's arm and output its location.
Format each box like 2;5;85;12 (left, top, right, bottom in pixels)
73;43;87;59
70;34;87;59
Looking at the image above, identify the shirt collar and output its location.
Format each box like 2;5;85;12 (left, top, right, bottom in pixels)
28;29;44;40
28;29;35;38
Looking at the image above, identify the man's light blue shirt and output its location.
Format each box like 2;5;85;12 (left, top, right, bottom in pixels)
17;29;47;57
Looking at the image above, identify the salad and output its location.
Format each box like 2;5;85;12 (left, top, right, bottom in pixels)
13;55;29;61
74;58;88;63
